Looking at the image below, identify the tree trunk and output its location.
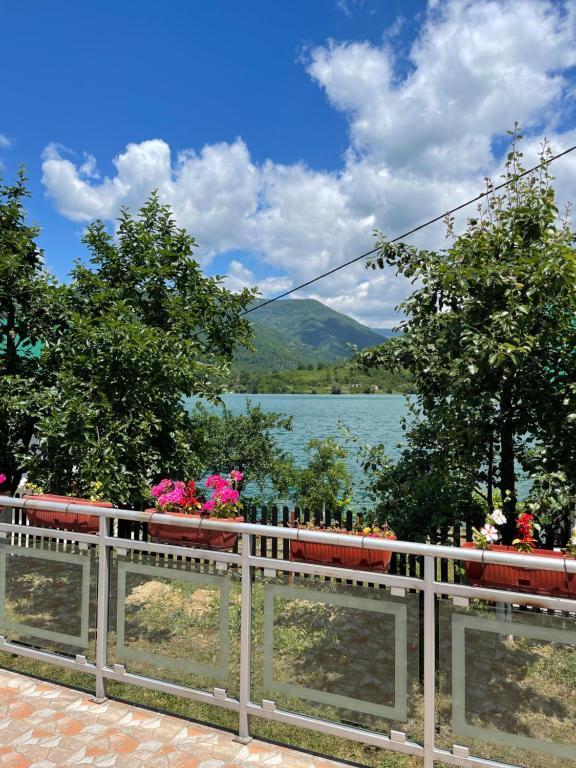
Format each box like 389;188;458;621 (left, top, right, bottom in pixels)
499;386;517;543
487;433;494;513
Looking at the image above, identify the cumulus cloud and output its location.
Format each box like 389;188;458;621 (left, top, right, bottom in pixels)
309;0;576;176
224;259;292;296
41;0;576;327
0;134;11;148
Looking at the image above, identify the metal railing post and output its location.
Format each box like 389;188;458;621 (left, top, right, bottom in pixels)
237;531;253;742
423;555;436;768
95;514;110;701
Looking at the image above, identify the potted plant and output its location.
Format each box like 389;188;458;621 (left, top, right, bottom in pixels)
146;471;244;551
21;481;113;534
462;509;576;597
289;520;396;572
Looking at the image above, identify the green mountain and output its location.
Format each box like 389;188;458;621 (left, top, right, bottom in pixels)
234;320;312;371
234;299;386;371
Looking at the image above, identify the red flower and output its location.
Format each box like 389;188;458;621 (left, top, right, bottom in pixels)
180;480;200;510
514;512;537;550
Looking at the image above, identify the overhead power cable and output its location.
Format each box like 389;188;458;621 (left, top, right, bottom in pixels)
243;142;576;315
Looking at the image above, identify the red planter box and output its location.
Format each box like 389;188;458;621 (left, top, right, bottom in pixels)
23;494;112;534
462;542;576;597
290;537;394;572
146;510;243;551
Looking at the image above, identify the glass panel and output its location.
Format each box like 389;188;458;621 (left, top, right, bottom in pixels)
438;598;576;767
252;571;422;741
108;550;240;696
0;535;97;658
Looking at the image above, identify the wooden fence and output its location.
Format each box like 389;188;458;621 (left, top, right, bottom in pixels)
8;499;473;584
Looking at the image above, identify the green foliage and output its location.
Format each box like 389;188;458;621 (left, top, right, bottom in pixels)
28;193;257;506
360;130;576;544
0;170;67;493
188;400;296;500
523;449;576;546
357;424;484;543
292;437;353;514
229;359;412;394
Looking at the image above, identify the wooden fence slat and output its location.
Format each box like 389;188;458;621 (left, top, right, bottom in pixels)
271;506;278;559
282;505;290;561
260;505;268;558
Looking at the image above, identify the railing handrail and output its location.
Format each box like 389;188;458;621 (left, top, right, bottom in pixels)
1;494;575;574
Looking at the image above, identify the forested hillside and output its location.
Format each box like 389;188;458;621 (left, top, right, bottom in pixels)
234;298;389;371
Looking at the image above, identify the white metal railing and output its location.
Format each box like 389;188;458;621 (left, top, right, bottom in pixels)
0;495;575;768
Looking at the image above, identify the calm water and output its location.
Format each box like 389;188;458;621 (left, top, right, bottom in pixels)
189;393;409;504
187;393;530;504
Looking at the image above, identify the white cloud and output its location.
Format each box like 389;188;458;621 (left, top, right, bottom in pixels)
79;152;100;179
308;0;576;175
224;259;292;297
0;134;11;148
41;0;576;327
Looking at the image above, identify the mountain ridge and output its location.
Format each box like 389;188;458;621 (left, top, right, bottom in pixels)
234;298;388;372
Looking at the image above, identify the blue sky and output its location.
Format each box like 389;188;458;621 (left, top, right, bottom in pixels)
2;0;576;326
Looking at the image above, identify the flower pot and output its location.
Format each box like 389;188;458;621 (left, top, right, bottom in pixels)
146;510;244;551
23;494;113;534
289;536;395;572
462;542;576;598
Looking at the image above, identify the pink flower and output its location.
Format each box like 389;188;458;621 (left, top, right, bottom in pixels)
151;478;173;498
202;499;215;512
151;479;188;508
230;470;243;483
217;487;239;505
206;474;228;489
157;481;186;507
0;474;6;486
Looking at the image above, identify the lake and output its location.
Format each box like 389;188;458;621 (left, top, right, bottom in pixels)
189;393;409;505
187;393;530;505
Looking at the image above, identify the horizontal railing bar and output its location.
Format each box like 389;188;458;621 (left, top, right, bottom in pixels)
433;747;522;768
0;522;97;544
2;495;575;572
101;667;240;711
2;497;116;516
249;555;423;589
0;638;97;675
105;535;242;564
435;580;576;611
246;703;424;756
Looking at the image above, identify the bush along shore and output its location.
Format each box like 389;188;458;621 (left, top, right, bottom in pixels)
227;361;413;394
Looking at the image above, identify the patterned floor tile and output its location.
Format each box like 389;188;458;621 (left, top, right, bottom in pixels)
0;671;351;768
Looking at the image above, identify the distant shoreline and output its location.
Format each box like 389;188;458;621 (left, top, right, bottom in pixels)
225;389;409;396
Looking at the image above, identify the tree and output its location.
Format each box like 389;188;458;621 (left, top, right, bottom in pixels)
29;194;257;506
188;400;296;500
361;132;576;544
358;422;484;543
293;438;352;515
0;171;67;493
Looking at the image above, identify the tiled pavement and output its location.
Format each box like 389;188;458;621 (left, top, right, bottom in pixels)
0;669;349;768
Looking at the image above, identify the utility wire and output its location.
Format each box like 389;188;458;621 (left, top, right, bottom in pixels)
243;142;576;315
